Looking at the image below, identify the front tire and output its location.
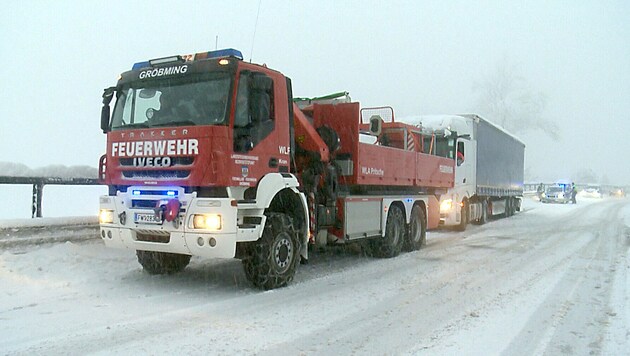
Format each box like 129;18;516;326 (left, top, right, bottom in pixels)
404;204;426;251
242;213;301;290
136;250;191;275
473;199;488;225
370;204;405;258
455;199;468;231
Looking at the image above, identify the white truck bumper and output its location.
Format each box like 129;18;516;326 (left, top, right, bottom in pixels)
99;188;264;258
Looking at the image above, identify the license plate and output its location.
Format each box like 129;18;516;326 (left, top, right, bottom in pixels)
135;212;162;224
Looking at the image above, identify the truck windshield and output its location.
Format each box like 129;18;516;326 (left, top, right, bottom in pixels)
110;73;232;130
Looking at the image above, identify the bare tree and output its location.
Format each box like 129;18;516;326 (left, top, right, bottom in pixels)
573;167;598;184
474;59;559;140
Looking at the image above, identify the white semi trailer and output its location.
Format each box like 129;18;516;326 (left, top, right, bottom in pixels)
403;114;525;230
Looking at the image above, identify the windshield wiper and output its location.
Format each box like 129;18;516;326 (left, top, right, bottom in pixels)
115;122;150;129
150;120;197;127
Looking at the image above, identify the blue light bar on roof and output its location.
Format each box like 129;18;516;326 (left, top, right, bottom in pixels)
206;48;243;60
132;61;150;70
131;48;243;70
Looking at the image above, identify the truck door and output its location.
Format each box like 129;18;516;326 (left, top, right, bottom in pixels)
230;71;284;188
455;139;470;187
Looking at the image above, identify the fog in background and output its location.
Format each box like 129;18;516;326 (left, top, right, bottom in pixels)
1;1;629;186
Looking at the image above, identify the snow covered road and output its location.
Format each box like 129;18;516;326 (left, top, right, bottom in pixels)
1;198;628;355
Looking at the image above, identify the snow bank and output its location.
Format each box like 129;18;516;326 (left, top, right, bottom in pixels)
0;161;98;179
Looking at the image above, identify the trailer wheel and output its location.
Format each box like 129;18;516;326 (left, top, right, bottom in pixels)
506;198;515;217
480;200;488;224
404;204;426;251
371;204;404;258
136;250;191;275
455;199;468;231
242;213;301;290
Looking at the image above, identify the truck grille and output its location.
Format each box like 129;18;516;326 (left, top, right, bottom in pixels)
119;157;194;180
122;170;190;179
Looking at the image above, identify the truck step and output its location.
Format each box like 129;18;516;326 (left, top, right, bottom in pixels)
237;199;257;205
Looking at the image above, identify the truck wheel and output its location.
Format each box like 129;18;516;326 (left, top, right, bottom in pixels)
507;198;512;214
480;200;488;224
505;198;512;217
371;204;404;258
242;213;301;290
510;197;518;216
455;199;468;231
473;199;488;225
136;250;191;275
404;205;426;251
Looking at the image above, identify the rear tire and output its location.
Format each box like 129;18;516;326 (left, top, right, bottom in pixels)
242;213;301;290
505;198;513;217
136;250;191;275
404;204;426;251
371;204;405;257
510;197;518;216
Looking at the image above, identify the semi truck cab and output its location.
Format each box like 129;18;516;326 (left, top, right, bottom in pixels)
99;49;309;289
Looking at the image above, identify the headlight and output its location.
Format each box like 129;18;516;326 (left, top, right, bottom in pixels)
99;209;114;224
558;193;564;199
192;214;222;230
440;199;453;213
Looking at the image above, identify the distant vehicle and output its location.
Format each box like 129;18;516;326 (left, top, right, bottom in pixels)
609;187;626;198
541;185;571;204
581;185;603;199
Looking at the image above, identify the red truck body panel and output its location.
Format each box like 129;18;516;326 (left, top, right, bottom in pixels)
309;103;454;189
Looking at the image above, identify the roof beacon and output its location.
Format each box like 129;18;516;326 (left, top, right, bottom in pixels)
205;48;243;60
132;48;243;70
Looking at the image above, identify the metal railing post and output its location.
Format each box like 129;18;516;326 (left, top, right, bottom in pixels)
31;183;44;218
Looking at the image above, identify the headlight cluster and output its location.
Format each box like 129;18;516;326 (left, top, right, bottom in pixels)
440;199;453;213
99;209;114;224
192;214;222;230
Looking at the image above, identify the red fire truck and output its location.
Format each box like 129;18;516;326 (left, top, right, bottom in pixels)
98;48;455;289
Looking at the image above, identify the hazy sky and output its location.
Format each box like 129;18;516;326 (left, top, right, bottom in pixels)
1;1;629;184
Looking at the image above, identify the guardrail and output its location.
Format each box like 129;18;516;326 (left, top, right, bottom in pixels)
0;176;101;218
0;216;100;248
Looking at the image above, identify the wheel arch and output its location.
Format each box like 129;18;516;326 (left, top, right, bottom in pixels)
267;187;309;260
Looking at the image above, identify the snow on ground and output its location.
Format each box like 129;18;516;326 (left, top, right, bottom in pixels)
1;197;629;354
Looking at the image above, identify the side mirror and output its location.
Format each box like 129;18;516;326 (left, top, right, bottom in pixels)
101;106;110;133
234;136;254;152
101;87;115;133
369;115;383;136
